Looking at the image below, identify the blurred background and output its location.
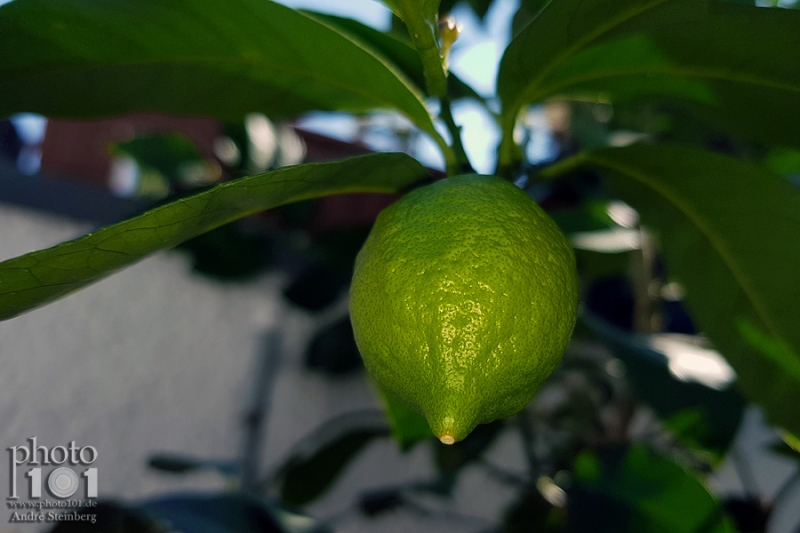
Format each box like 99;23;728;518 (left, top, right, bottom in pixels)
2;0;800;532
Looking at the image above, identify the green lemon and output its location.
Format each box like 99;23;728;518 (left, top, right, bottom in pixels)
350;174;579;444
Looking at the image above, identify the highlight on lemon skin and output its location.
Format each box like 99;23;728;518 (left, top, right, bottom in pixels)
350;174;580;443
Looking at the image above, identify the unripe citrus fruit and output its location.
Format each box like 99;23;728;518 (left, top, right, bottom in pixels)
350;175;579;444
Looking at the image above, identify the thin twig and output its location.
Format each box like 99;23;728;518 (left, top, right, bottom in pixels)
439;97;474;175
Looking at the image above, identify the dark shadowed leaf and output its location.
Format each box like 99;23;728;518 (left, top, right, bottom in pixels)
278;415;390;506
544;144;800;435
570;445;735;532
305;316;363;375
0;0;439;140
0;153;429;321
283;265;347;312
497;0;800;166
435;420;504;485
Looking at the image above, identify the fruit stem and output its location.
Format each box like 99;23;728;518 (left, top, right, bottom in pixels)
439;434;456;445
439;96;474;175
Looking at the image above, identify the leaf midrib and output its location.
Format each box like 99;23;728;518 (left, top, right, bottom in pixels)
527;65;800;103
590;154;782;344
508;0;670;120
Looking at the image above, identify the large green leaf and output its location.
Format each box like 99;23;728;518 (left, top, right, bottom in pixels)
571;445;735;532
497;0;800;167
0;0;439;140
543;144;800;435
0;153;429;321
305;12;482;102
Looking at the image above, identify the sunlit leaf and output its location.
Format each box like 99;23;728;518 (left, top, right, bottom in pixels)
544;144;800;435
0;0;439;140
0;153;429;321
497;0;800;166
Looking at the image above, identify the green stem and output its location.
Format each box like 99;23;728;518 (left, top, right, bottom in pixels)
429;126;458;174
404;18;448;98
496;114;524;179
439;97;474;175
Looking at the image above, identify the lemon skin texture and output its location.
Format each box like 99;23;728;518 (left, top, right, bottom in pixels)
350;175;579;443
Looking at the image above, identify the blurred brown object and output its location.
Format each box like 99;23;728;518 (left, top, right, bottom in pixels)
40;113;222;188
37;115;437;233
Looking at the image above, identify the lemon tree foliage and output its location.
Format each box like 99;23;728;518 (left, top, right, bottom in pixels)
0;0;800;522
543;144;800;435
351;176;578;443
573;445;736;532
0;0;441;143
497;0;800;169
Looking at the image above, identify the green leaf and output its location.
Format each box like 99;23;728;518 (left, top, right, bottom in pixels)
276;413;391;506
280;429;386;506
375;385;432;451
0;0;439;141
497;0;800;167
544;144;800;435
0;153;429;321
571;445;735;532
305;12;482;101
737;319;800;386
511;0;551;37
765;147;800;176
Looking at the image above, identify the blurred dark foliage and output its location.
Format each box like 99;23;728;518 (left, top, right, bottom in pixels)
0;119;22;160
305;315;363;375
